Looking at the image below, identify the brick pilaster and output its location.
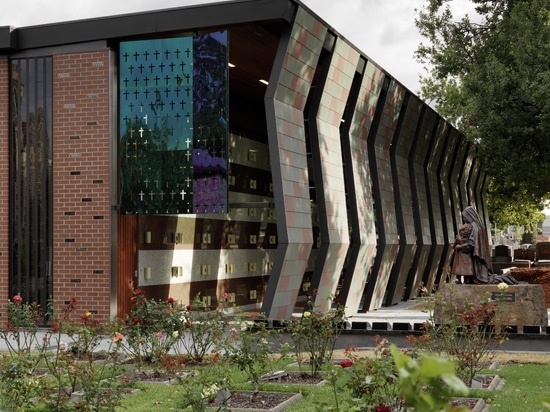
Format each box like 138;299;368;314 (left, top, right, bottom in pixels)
52;51;112;321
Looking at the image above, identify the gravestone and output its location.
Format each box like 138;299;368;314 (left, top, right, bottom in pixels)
435;283;548;334
492;244;514;273
513;247;534;268
493;245;511;262
536;242;550;266
514;247;535;261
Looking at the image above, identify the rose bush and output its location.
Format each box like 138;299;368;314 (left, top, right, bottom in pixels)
287;293;345;377
171;293;227;364
119;289;181;367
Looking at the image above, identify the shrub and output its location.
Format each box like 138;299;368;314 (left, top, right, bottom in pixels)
407;283;508;385
288;294;345;377
391;345;469;412
0;353;43;412
341;337;403;411
61;311;107;359
38;299;128;412
177;367;231;412
121;289;180;367
321;337;470;412
0;294;45;356
0;295;48;411
172;293;227;364
223;312;279;390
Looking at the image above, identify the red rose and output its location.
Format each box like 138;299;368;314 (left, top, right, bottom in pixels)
339;359;353;368
134;289;143;296
51;320;60;333
12;295;23;303
132;317;141;324
375;404;391;412
186;304;193;311
167;297;174;304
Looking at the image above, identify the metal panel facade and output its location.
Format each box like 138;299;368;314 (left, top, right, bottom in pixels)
308;38;357;311
0;0;488;320
262;7;325;319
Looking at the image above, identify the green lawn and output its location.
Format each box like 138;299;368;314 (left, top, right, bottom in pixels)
476;363;550;411
115;359;550;411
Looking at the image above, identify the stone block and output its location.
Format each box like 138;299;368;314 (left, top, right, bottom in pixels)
435;283;548;333
493;245;511;259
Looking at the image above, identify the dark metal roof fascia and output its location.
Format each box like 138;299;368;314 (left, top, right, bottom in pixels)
11;0;295;51
0;26;16;51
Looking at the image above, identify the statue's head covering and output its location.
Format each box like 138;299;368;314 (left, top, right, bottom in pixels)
462;206;484;226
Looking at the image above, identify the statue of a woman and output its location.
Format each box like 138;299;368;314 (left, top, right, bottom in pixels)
452;206;517;285
451;222;476;282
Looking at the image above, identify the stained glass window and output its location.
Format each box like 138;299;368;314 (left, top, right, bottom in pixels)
119;31;228;214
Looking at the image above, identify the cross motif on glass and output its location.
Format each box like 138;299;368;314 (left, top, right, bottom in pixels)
119;32;229;214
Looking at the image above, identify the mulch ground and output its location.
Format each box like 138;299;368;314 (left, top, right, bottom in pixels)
209;391;297;410
510;267;550;307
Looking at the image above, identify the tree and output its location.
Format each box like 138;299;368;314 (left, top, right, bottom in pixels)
415;0;550;231
486;182;545;236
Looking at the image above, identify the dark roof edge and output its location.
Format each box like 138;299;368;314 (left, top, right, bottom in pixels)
0;26;16;50
3;0;295;52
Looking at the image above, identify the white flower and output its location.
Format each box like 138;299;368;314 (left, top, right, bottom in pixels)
497;282;508;290
172;330;179;339
202;384;220;399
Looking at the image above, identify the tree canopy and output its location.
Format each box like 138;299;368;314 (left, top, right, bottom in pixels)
415;0;550;231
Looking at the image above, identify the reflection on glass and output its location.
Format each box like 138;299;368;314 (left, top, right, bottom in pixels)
119;32;228;214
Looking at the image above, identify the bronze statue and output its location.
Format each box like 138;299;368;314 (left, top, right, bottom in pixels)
452;206;517;285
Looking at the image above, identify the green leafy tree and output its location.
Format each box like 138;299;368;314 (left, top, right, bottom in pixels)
486;183;545;235
415;0;550;229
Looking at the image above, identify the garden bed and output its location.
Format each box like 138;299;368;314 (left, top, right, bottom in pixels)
208;390;302;412
260;370;325;385
450;397;488;412
510;267;550;307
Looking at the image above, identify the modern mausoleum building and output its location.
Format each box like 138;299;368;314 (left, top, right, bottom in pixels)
0;0;487;321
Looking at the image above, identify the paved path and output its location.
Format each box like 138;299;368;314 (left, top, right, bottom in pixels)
339;300;550;353
1;300;548;354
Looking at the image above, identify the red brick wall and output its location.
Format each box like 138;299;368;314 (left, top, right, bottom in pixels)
52;51;112;321
0;58;10;320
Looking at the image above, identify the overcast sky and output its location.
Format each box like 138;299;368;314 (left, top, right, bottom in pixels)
0;0;476;94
